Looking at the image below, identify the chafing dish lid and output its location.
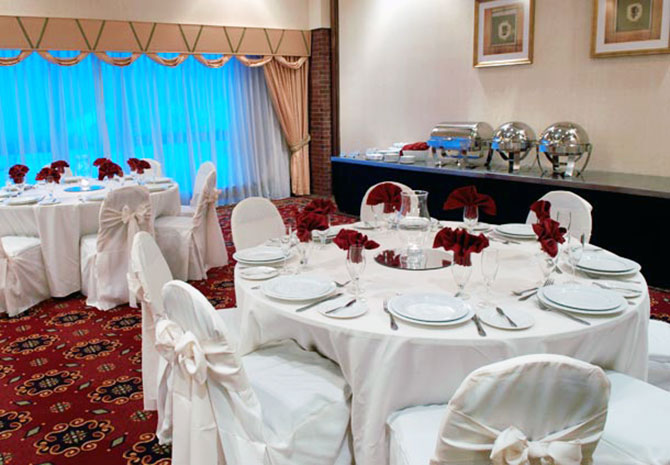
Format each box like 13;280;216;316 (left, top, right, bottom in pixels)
492;122;536;151
539;122;590;155
430;122;494;141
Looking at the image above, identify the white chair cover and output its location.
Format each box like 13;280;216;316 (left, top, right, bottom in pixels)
142;158;163;177
526;191;593;242
81;185;154;310
430;354;610;465
128;231;173;412
648;320;670;391
231;197;285;251
191;161;216;208
155;171;227;280
0;236;50;317
360;181;414;224
157;280;351;465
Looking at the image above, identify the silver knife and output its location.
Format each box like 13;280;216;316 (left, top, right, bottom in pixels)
326;298;356;314
295;292;343;312
472;314;487;337
496;307;518;328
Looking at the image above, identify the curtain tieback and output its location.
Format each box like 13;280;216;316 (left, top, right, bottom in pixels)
289;134;311;153
491;426;583;465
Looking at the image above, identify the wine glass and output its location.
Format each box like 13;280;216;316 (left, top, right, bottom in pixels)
463;206;479;232
452;262;473;300
478;249;500;308
296;240;313;272
46;175;57;202
535;251;557;286
346;244;366;300
279;228;294;275
567;234;586;283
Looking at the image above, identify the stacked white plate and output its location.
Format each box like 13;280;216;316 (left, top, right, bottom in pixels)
495;223;536;239
387;293;473;326
233;246;289;266
576;252;641;277
146;183;171;192
537;284;627;316
261;275;335;302
5;195;42;206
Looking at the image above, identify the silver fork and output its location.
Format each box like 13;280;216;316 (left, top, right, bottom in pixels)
518;278;554;301
383;298;398;331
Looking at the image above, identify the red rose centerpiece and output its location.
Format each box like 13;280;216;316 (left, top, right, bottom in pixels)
50;160;70;174
443;185;496;231
9;164;29;185
93;157;109;167
97;160;123;181
127;158;151;175
36;167;61;183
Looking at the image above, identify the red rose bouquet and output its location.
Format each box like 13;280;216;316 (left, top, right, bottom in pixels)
8;164;29;184
97;160;123;181
128;158;151;174
36;167;61;183
50;160;70;174
93;157;110;167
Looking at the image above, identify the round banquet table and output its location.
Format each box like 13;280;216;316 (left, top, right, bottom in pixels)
0;180;181;297
234;223;650;465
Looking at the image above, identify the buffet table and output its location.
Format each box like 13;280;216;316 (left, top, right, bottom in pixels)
332;156;670;288
234;224;650;465
0;181;180;296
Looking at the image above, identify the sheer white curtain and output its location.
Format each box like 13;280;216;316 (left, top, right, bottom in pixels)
0;51;290;204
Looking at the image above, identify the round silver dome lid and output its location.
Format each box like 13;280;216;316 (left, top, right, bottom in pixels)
539;122;590;155
492;122;536;152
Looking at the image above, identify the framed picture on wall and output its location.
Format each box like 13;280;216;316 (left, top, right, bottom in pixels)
474;0;535;68
591;0;670;57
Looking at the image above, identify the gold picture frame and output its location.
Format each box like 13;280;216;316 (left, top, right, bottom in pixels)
474;0;535;68
591;0;670;57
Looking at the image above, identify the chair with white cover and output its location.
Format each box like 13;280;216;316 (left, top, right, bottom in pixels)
180;161;216;216
526;190;593;242
593;370;670;464
128;231;173;412
142;158;163;178
0;236;50;317
387;354;610;465
360;181;414;224
80;185;154;310
156;280;352;465
647;320;670;391
154;170;227;280
231;197;285;251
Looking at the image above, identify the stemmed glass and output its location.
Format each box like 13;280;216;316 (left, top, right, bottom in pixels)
296;240;313;272
478;249;500;308
535;252;557;286
46;174;57;202
452;263;473;300
371;203;385;230
567;234;586;283
554;208;571;271
346;244;366;300
463;206;479;232
279;226;295;274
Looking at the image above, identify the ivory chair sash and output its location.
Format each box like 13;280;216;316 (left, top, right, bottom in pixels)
128;231;173;412
526;191;593;242
142;158;163;178
231;197;285;251
0;236;50;317
80;185;154;310
154;170;227;280
180;161;216;216
387;354;610;465
157;281;351;465
360;181;414;224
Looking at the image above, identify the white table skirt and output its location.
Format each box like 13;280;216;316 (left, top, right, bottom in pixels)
234;224;650;465
0;181;181;297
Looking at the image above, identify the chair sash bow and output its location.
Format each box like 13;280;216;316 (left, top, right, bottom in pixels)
491;426;582;465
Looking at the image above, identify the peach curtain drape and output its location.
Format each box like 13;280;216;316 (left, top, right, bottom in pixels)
263;57;310;195
37;50;89;66
94;52;141;67
0;50;31;65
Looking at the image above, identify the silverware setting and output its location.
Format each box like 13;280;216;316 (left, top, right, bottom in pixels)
326;299;356;315
487;235;521;245
382;298;398;331
295;292;343;312
471;314;487;337
537;301;591;326
517;278;554;301
592;282;642;293
496;307;518;328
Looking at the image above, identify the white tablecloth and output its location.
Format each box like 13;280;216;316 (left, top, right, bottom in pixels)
0;181;181;297
234;224;650;465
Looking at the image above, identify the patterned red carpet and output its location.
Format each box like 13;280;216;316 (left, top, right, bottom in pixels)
0;197;667;464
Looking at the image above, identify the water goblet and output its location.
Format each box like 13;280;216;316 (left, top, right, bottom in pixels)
535;251;557;286
463;206;479;232
371;203;385;230
346;244;366;300
478;249;500;308
567;234;586;283
296;240;313;272
452;263;473;300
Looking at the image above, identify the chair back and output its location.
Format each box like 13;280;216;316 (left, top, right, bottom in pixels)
158;281;266;463
142;158;163;177
360;181;414;223
526;191;593;242
190;161;216;207
231;197;285;251
430;354;610;465
192;170;227;272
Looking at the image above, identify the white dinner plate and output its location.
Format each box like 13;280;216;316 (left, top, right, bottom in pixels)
319;301;367;319
151;177;172;184
537;288;626;316
541;284;622;311
5;195;42;206
577;253;640;274
388;303;474;327
38;198;61;206
0;191;12;199
477;307;534;330
389;293;468;323
239;266;279;281
261;275;335;302
84;193;106;202
145;183;172;192
234;247;287;263
495;223;536;238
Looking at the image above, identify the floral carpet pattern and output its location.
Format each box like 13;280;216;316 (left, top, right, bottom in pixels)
0;197;667;464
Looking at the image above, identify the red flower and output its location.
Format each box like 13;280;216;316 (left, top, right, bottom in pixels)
8;164;29;184
532;218;567;258
333;229;380;251
433;227;489;266
93;157;109;167
366;183;402;213
35;167;61;183
400;142;429;155
530;200;552;221
443;186;496;216
296;212;329;242
97;160;123;181
127;158;151;174
303;198;337;216
127;158;140;171
50;160;70;174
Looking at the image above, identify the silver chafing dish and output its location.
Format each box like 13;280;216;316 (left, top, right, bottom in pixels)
491;122;537;173
538;122;592;177
428;122;493;168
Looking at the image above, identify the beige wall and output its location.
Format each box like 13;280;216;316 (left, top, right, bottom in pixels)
339;0;670;177
0;0;330;29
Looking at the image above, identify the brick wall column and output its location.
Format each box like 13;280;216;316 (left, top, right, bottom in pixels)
309;28;333;196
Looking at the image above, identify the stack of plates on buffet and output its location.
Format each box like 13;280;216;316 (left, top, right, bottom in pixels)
261;275;335;302
387;293;473;326
494;223;536;239
537;284;627;316
4;195;42;206
233;246;289;266
576;252;641;277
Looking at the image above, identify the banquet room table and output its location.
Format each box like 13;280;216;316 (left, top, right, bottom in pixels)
234;222;650;465
0;180;180;297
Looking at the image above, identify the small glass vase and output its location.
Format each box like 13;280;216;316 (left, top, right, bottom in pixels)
463;206;479;231
452;263;473;300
